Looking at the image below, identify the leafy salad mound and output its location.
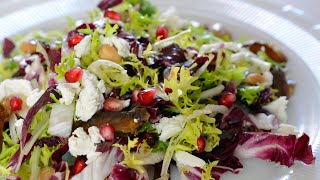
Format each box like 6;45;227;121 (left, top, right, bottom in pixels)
0;0;315;179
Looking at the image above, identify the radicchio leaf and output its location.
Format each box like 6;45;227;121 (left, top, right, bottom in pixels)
199;107;246;161
71;146;123;180
51;144;69;170
234;132;315;167
108;164;149;180
20;85;60;148
2;38;15;57
48;48;61;72
212;156;243;175
97;0;123;10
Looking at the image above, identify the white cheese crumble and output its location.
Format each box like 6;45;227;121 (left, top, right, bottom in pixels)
101;36;130;58
57;82;81;105
76;70;106;122
68;127;105;164
263;96;288;123
26;89;44;107
156;104;228;141
173;151;206;168
248;113;278;130
48;104;75;138
74;35;91;58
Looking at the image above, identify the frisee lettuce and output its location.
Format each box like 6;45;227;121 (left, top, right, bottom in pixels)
138;122;156;133
121;55;159;95
164;66;200;115
238;85;264;105
104;23;119;37
81;29;101;68
152;140;169;153
113;138;144;173
0;59;19;82
55;51;76;79
201;161;219;180
126;0;157;16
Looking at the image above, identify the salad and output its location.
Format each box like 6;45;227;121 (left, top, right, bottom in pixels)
0;0;315;179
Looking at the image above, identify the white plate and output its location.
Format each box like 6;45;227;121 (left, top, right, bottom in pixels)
0;0;319;179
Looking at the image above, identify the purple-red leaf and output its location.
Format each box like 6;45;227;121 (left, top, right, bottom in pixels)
234;132;315;167
48;48;61;72
97;0;123;10
20;85;60;148
2;38;15;57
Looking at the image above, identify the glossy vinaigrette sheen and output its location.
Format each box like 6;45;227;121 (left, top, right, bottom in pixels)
0;0;315;179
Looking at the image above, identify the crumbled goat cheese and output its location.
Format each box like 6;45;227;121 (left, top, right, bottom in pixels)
74;35;91;58
26;89;44;107
69;127;105;164
199;42;242;55
76;70;106;122
248;113;279;130
263;96;288;123
57;82;81;105
231;51;271;73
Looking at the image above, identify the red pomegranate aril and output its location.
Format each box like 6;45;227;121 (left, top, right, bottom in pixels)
68;34;85;47
104;10;121;21
165;88;172;94
156;25;169;40
104;97;124;112
218;92;236;108
197;136;206;153
10;96;23;112
137;88;157;105
65;67;83;83
72;156;87;175
100;124;115;141
132;89;141;103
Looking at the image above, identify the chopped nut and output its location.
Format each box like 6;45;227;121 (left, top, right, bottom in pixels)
20;41;37;54
99;44;122;64
245;73;266;85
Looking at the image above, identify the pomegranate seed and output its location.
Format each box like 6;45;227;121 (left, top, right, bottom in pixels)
165;88;172;94
156;25;169;40
72;156;87;175
103;97;124;112
10;96;23;112
100;124;115;141
218;92;236;108
68;34;85;47
65;67;83;83
104;10;121;21
197;136;206;153
132;89;141;103
137;88;157;105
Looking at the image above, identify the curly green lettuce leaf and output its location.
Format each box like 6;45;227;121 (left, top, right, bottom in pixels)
164;66;199;115
104;23;119;37
189;25;223;49
40;144;58;167
202;161;219;180
238;85;264;105
55;51;76;79
160;115;221;178
152;140;169;153
138;122;156;133
81;29;101;67
194;50;248;91
113;138;144;173
30;146;41;180
257;50;285;68
0;131;19;167
0;59;19;82
126;0;157;16
153;29;193;50
121;55;159;95
201;115;222;152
